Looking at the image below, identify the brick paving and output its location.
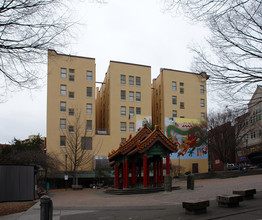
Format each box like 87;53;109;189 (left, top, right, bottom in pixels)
51;174;262;208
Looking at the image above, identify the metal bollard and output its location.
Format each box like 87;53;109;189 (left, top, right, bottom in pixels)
187;174;194;190
40;195;53;220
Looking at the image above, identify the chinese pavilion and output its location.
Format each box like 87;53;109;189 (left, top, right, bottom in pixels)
108;124;178;189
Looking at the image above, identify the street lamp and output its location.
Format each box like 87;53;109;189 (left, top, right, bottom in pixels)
245;139;248;167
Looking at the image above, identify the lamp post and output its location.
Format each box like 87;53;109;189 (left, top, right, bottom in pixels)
65;154;68;190
245;139;248;168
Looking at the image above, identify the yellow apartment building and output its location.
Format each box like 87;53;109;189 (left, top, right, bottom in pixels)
47;50;152;175
47;50;208;184
152;69;209;174
47;50;97;172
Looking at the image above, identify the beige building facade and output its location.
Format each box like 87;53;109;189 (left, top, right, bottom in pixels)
152;69;209;174
47;50;208;175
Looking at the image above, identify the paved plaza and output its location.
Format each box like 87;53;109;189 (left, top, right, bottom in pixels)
1;174;262;219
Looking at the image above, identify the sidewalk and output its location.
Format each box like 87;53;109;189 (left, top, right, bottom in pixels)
1;174;262;220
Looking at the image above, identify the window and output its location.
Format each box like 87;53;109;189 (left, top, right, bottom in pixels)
121;138;126;143
201;99;205;108
172;81;177;91
129;91;134;101
121;106;126;116
69;69;74;74
68;125;74;133
136;92;141;101
61;68;67;78
86;120;92;131
200;85;204;94
60;136;66;147
129;122;135;133
136;76;141;86
69;108;74;116
87;71;92;81
120;122;126;132
60;119;66;130
87;87;92;97
69;91;74;98
172;96;177;105
180;88;184;94
121;90;126;100
60;85;66;96
121;75;126;85
69;75;74;81
180;82;184;86
81;137;92;150
129;107;134;117
136;107;141;115
201;113;205;120
60;102;66;112
86;103;92;114
172;110;177;118
129;76;134;86
180;102;185;109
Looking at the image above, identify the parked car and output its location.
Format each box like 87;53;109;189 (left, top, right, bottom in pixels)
227;163;239;170
257;163;262;168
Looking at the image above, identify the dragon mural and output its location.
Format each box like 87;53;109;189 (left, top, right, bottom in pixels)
166;121;207;158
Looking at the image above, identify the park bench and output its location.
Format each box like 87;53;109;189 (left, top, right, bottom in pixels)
233;189;256;200
182;200;209;214
216;194;243;207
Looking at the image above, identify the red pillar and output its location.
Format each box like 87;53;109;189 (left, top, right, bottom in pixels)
143;155;147;188
160;158;163;184
115;165;119;189
153;161;156;187
166;154;170;175
132;161;136;186
126;160;129;188
123;161;126;188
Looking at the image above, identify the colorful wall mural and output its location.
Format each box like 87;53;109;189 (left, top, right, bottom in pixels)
136;116;152;132
165;117;208;159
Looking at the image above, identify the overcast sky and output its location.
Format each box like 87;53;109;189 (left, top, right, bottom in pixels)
0;0;218;144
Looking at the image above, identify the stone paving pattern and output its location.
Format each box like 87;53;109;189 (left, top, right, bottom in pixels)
1;174;262;220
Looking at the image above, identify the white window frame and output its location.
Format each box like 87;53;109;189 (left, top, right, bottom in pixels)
121;75;126;85
86;103;92;114
129;107;134;117
60;85;66;96
120;122;126;132
129;122;135;133
60;119;66;130
172;96;177;105
136;76;141;86
87;71;92;81
172;81;177;91
136;92;141;102
172;110;177;118
86;120;92;131
136;107;141;115
200;85;204;94
129;76;134;86
201;113;205;120
61;68;67;79
87;87;92;97
121;106;126;116
129;91;134;101
69;108;74;116
60;102;66;112
201;99;205;108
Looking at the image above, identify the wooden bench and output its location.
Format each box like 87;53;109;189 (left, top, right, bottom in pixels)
217;194;243;207
233;189;256;200
182;200;209;214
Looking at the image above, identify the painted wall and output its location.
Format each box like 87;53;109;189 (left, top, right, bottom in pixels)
165;117;208;173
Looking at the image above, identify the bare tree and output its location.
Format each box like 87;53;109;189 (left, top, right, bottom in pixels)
162;0;262;103
207;108;249;170
62;110;101;186
0;0;106;101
